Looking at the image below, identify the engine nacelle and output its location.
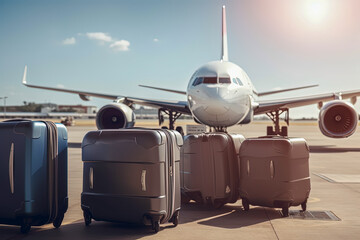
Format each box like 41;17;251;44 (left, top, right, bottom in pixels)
318;100;358;138
96;103;135;129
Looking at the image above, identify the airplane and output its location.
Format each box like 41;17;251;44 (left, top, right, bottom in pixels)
22;6;360;138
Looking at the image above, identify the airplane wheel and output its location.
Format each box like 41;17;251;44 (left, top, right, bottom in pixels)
267;126;274;136
281;126;288;137
175;126;184;136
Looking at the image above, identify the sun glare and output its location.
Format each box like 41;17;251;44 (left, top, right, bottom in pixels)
306;0;328;24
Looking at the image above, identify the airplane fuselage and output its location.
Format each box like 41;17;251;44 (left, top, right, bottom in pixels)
187;61;257;127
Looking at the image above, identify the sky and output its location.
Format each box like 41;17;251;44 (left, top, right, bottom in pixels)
0;0;359;118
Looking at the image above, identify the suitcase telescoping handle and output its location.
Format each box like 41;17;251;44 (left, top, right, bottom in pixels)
9;143;14;194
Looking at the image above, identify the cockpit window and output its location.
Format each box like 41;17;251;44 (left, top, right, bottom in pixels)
232;78;238;84
219;77;231;84
236;78;243;86
203;77;217;84
192;77;203;86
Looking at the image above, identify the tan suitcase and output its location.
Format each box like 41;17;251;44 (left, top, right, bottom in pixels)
180;133;245;208
239;136;310;216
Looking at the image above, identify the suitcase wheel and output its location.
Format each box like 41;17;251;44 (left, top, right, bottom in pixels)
83;211;92;226
20;223;31;234
152;220;160;233
242;198;250;211
53;213;64;228
170;211;179;227
301;201;307;212
282;206;289;217
213;199;225;209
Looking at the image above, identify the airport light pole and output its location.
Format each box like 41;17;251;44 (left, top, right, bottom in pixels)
0;96;7;118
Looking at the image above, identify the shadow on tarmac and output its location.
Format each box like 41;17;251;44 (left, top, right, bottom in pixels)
180;202;281;228
0;203;282;239
0;221;159;240
309;145;360;153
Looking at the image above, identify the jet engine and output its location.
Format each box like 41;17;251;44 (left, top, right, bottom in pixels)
318;100;358;138
96;103;135;129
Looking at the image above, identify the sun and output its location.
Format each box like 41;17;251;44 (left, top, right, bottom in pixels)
306;0;329;23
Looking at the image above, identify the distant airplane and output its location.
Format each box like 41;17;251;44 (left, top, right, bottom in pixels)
22;6;360;138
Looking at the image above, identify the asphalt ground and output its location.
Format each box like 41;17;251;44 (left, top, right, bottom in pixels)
1;120;360;240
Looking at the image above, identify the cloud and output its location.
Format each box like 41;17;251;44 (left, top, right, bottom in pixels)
153;38;159;42
86;32;113;43
62;37;76;45
110;40;130;51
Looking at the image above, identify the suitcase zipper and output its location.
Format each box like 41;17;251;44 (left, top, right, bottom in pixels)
162;130;175;223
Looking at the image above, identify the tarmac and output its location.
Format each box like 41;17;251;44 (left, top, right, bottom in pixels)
1;120;360;240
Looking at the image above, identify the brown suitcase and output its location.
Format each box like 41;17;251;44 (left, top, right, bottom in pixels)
239;136;310;216
180;133;245;208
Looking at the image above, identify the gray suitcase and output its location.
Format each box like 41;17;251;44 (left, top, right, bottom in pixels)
180;133;245;208
239;136;311;216
81;128;183;233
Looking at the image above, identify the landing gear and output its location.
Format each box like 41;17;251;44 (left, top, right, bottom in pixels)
266;108;289;137
213;126;227;132
158;108;182;130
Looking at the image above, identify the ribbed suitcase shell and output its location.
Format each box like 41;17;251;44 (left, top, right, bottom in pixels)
239;137;310;213
81;128;183;231
180;133;245;207
0;120;68;232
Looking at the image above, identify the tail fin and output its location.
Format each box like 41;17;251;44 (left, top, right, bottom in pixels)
221;5;229;62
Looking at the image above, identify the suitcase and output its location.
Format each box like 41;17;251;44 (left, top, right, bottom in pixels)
0;120;68;233
81;128;183;233
180;133;245;208
239;136;311;216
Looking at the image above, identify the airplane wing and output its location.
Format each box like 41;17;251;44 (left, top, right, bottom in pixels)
255;90;360;115
257;84;318;97
139;85;187;95
22;66;191;115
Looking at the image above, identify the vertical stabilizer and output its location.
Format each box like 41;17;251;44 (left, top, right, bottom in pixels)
221;5;229;62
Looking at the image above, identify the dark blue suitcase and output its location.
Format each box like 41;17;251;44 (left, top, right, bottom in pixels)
0;120;68;233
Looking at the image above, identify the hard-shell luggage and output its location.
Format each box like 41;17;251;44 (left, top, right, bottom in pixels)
239;136;310;216
0;120;68;233
180;133;245;208
81;128;183;233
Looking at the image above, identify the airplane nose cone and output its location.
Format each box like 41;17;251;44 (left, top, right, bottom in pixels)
203;87;231;114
